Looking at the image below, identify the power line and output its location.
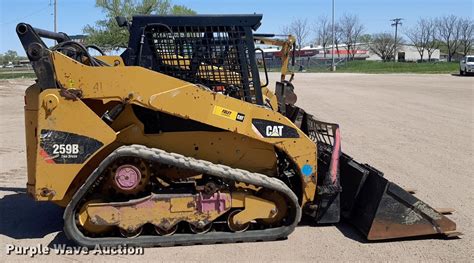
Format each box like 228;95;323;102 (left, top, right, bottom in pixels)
54;0;57;33
391;18;403;62
0;4;51;26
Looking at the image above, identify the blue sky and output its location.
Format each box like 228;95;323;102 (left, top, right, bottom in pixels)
1;0;472;55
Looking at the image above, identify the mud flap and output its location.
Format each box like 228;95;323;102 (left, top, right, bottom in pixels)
340;154;458;240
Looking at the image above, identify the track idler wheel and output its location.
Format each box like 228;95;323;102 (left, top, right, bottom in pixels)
227;209;250;232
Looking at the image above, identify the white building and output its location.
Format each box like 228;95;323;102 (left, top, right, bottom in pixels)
366;44;440;62
256;42;441;63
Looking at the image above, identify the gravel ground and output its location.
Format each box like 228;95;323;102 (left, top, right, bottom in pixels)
0;73;472;262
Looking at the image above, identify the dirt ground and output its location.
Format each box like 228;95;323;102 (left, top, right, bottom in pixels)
0;73;472;262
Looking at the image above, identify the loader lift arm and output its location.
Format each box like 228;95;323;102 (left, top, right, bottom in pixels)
253;34;298;115
253;34;296;82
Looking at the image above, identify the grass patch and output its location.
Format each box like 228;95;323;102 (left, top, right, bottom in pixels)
305;61;459;74
0;72;36;79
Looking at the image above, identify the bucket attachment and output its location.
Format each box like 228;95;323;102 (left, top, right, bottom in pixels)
285;105;459;240
339;154;459;240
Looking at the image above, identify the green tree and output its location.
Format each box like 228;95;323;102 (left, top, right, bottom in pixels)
84;0;196;51
170;4;195;15
2;50;18;65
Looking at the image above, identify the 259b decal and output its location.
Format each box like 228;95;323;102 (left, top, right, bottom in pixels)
52;144;80;155
40;130;103;164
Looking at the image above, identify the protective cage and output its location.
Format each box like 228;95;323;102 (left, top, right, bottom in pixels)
122;15;264;104
303;115;342;223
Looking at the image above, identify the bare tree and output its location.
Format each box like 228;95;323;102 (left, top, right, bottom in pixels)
424;18;439;61
314;16;331;58
282;18;310;51
369;33;396;61
359;34;372;45
458;18;474;56
436;15;462;61
339;14;364;60
405;19;431;62
330;23;344;58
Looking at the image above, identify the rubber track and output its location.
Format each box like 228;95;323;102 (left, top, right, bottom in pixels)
63;144;302;248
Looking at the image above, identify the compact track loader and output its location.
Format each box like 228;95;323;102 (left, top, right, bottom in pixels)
16;14;459;247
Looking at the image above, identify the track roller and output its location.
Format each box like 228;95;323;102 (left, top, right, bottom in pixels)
227;209;250;232
189;222;213;234
120;227;143;238
155;225;178;236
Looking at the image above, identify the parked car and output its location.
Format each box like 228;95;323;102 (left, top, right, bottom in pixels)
459;55;474;75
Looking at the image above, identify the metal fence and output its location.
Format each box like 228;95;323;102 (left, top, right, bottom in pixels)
262;56;348;72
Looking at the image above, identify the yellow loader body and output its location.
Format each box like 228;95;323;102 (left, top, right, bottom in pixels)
17;14;459;247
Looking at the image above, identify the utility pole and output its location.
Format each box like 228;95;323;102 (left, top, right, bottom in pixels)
391;18;402;62
331;0;336;71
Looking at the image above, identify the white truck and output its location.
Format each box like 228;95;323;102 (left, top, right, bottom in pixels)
459;55;474;75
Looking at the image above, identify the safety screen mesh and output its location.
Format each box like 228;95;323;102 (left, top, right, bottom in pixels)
146;25;257;102
306;116;338;147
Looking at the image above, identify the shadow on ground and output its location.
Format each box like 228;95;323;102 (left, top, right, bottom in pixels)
48;231;76;248
451;73;473;77
0;187;63;239
334;221;460;243
334;222;367;243
299;216;367;243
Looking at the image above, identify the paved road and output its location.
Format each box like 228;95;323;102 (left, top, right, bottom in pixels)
0;74;472;261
